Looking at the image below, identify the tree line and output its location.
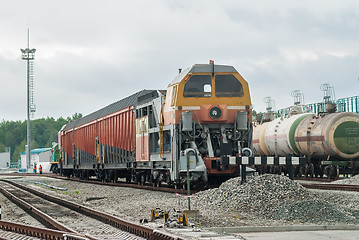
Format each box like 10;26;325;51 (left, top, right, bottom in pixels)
0;113;82;163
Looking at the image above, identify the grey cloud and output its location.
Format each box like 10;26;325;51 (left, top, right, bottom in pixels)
0;0;358;120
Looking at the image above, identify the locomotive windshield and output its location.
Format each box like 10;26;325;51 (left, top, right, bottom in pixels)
215;75;244;97
183;74;244;98
183;75;212;97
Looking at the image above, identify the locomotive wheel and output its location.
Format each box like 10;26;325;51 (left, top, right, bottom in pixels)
126;176;131;183
140;174;145;185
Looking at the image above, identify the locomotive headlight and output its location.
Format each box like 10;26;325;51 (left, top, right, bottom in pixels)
226;131;233;140
210;107;222;119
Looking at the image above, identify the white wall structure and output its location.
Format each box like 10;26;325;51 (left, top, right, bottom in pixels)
0;152;10;169
20;148;52;173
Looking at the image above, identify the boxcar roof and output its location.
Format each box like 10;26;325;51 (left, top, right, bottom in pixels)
63;89;162;131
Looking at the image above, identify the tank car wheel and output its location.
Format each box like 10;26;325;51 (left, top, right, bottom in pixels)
329;165;339;180
324;166;331;179
304;164;314;178
298;166;305;177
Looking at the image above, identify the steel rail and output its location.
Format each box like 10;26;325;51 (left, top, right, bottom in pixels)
301;183;359;192
0;220;88;240
0;172;199;194
1;179;185;240
0;186;78;234
294;177;335;183
0;173;203;194
48;174;200;194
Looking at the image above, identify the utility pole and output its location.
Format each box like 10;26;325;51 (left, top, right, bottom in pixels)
21;29;36;172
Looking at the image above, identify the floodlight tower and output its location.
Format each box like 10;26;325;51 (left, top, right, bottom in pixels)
20;29;36;172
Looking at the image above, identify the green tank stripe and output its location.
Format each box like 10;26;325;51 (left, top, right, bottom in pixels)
289;115;310;155
334;121;359;155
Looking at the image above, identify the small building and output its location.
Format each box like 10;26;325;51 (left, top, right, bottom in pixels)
20;148;52;173
0;152;10;169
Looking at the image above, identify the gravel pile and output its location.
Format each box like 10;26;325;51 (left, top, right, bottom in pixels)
332;174;359;185
193;174;357;225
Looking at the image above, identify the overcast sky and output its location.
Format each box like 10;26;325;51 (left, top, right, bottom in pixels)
1;0;358;121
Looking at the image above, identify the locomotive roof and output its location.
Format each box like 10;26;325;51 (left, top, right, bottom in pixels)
63;89;162;131
169;63;238;85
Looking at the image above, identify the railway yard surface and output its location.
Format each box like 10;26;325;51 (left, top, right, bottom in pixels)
1;173;359;239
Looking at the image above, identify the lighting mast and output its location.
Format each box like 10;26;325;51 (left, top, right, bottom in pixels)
20;29;36;172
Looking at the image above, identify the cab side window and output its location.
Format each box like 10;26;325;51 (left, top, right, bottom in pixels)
171;85;177;106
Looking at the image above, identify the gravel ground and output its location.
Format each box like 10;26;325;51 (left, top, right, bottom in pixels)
1;174;359;231
0;191;43;227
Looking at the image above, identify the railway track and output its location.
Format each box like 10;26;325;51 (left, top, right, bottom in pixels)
300;183;359;192
294;177;335;183
0;220;87;240
294;177;359;191
0;179;184;240
0;172;199;194
49;174;200;194
46;173;359;193
2;172;357;194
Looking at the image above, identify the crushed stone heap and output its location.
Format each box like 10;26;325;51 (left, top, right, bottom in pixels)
332;174;359;185
193;174;356;224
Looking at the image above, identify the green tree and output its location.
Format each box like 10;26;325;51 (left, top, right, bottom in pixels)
0;114;81;162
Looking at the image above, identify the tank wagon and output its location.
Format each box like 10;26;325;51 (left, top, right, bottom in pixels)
59;61;253;187
253;105;359;178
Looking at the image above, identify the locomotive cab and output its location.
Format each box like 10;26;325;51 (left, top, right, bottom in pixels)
162;60;253;184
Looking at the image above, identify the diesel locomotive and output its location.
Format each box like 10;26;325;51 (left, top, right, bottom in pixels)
59;61;253;187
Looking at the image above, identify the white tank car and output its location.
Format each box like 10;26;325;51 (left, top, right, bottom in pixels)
264;113;314;156
295;112;359;160
253;122;271;156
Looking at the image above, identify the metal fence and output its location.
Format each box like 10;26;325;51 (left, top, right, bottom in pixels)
277;95;359;115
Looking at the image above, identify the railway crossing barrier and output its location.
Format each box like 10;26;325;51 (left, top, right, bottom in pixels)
221;156;307;184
